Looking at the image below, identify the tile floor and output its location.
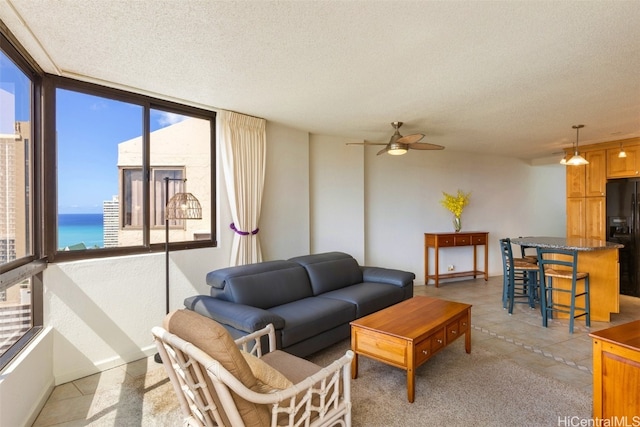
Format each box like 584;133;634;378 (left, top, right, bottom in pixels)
32;276;640;426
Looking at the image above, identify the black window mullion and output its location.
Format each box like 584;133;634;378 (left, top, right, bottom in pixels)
142;105;151;247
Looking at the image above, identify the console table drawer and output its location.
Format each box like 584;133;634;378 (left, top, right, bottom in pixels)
436;235;455;246
471;234;487;245
454;235;470;245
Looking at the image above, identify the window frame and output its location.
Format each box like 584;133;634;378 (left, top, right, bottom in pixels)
43;76;217;262
0;27;44;370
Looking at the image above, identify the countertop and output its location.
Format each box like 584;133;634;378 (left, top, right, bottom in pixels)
510;236;624;251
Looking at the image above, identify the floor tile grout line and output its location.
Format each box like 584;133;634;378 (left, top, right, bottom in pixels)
470;324;593;373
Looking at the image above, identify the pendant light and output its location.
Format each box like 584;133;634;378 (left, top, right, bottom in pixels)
566;124;589;166
619;143;627;158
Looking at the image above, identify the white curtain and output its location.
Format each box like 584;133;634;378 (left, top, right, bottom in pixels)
219;110;266;266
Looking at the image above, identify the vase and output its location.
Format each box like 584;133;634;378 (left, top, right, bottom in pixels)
453;216;462;232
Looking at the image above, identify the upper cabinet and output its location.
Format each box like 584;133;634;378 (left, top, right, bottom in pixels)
607;145;640;178
565;138;640;240
566;164;585;198
564;150;605;198
586;150;606;197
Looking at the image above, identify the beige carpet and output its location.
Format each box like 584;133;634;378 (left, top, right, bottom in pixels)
308;339;591;427
133;337;590;427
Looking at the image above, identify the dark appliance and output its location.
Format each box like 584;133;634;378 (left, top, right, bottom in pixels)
606;178;640;297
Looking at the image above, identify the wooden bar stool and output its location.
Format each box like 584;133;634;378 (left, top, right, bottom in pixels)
536;247;590;333
499;238;539;314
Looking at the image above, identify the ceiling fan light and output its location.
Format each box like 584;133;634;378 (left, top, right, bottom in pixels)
388;147;407;155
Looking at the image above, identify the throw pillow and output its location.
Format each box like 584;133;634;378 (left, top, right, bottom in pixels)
163;309;270;427
241;350;294;392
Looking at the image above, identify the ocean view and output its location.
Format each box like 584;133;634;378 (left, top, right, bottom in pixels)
58;213;104;249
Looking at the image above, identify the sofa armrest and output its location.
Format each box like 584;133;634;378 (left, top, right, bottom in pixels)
184;295;285;333
361;266;415;287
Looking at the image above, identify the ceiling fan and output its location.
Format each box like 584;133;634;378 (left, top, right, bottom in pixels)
348;121;445;155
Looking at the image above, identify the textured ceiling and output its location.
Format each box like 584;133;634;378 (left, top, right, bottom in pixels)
1;0;639;161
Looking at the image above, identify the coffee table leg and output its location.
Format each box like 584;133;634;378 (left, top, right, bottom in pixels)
351;353;359;379
465;329;471;354
407;368;415;403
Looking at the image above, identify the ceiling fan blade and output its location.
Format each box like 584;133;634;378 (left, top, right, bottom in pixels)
377;146;389;155
407;142;445;150
396;133;424;144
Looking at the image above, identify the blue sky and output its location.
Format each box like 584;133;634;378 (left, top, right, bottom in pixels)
3;47;188;216
56;89;185;214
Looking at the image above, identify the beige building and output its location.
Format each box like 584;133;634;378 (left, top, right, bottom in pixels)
116;117;212;246
0;118;31;352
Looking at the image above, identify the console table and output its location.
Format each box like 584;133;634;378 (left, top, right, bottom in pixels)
424;232;489;287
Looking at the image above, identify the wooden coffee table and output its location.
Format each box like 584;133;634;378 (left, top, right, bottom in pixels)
350;296;472;403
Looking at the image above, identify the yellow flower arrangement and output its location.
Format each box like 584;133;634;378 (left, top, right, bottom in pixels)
440;190;471;218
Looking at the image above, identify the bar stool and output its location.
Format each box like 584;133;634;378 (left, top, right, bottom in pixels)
499;238;539;314
536;247;590;334
518;237;539;264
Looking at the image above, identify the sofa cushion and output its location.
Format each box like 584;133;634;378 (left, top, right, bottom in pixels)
317;282;405;317
289;252;364;295
163;309;270;426
206;260;313;309
268;297;355;348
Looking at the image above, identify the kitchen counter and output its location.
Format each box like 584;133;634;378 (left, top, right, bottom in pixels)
511;236;621;322
510;236;623;251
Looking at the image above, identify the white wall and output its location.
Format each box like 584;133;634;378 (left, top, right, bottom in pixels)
310;145;566;284
309;135;366;264
261;122;311;260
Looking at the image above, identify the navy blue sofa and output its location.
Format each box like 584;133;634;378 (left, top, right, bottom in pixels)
184;252;415;357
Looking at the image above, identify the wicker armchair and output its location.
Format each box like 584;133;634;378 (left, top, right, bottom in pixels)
152;309;354;427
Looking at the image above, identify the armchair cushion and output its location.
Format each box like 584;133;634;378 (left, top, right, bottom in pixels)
163;309;270;426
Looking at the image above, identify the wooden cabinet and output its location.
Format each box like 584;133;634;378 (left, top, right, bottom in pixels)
585;196;606;241
566;164;585;198
585;150;606;196
567;197;605;241
607;145;640;178
565;150;606;239
564;149;604;197
566;197;585;238
590;320;640;419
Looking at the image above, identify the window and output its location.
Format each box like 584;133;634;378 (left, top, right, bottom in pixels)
0;33;44;368
123;167;184;228
48;80;215;260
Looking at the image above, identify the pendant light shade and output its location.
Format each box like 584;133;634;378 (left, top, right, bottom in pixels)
566;124;589;166
619;144;627;158
166;192;202;220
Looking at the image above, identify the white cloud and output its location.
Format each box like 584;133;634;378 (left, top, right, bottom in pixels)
156;112;188;127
